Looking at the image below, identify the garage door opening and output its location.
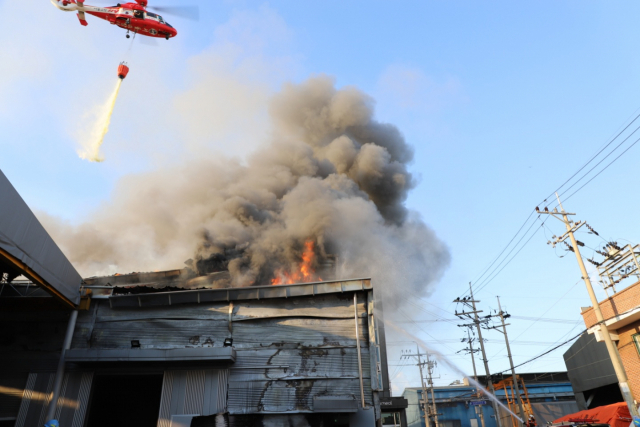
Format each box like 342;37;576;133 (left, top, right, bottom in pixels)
85;374;164;427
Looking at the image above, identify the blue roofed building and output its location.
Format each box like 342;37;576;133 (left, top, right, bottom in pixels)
402;372;579;427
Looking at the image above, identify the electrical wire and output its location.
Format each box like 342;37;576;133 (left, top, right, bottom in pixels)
486;278;583;362
459;107;640;300
556;134;640;205
541;110;640;207
493;329;586;375
473;218;546;295
468;210;537;289
509;315;584;324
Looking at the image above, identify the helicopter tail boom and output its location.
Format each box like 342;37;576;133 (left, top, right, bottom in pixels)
50;0;79;12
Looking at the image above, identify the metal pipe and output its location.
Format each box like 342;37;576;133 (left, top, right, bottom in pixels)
45;309;78;422
354;293;365;408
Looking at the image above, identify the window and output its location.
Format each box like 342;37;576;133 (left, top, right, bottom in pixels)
633;333;640;356
382;412;402;427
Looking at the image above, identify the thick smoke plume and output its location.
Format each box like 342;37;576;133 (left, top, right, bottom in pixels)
43;76;450;306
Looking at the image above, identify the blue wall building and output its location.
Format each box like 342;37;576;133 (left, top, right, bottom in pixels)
401;373;579;427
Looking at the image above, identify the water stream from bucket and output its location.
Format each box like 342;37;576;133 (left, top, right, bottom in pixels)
78;78;123;162
384;317;523;424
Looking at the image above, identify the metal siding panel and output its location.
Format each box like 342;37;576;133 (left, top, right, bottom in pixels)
82;319;230;349
54;373;69;420
159;370;228;420
0;170;82;305
36;374;54;427
56;372;89;427
367;291;383;391
563;333;616;392
531;401;580;425
202;369;228;416
227;292;373;414
158;371;175;427
227;378;373;414
184;371;205;415
232;295;362;321
232;317;368;349
94;303;231;322
14;373;36;427
0;374;28;420
218;370;228;413
202;371;214;416
230;348;370;380
70;373;93;427
170;371;187;416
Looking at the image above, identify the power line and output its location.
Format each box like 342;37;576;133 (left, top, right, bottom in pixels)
473;218;546;295
493;329;586;375
541;110;640;206
460;107;640;300
557;134;640;205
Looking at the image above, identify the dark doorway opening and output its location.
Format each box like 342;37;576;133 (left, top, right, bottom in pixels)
85;374;163;427
584;383;624;408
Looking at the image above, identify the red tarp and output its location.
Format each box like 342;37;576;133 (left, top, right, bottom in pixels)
553;402;632;427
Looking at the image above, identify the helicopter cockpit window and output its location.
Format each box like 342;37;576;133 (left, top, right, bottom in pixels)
146;12;164;22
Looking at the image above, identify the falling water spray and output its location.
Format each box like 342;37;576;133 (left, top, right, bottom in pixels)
78;63;129;163
384;317;523;424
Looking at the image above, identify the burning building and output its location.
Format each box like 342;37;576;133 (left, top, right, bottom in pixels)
1;272;402;427
0;169;408;427
0;77;451;426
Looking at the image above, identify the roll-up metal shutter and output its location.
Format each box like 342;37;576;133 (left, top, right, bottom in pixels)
158;369;229;427
0;374;28;423
13;372;93;427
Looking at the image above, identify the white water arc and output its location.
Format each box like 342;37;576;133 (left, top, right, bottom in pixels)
384;317;524;424
78;78;123;163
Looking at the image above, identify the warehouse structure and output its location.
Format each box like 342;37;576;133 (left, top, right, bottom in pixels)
1;273;406;426
0;169;409;426
402;373;578;427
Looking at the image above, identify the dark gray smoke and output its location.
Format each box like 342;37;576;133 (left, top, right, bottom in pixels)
40;75;450;306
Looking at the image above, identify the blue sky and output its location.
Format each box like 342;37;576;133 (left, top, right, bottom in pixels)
3;0;640;392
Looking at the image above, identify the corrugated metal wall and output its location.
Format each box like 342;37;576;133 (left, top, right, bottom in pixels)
227;293;372;414
13;372;92;427
69;291;377;418
72;301;230;349
157;370;229;427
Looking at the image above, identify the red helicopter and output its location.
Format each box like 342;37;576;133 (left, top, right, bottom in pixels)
51;0;196;39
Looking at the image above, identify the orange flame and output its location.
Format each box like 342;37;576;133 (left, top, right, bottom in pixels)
271;240;322;285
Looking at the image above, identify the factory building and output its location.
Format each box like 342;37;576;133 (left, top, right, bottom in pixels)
0;169;408;426
402;373;579;427
0;274;407;427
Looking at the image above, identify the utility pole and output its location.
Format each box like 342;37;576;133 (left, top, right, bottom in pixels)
496;296;526;422
403;346;430;427
454;284;503;427
464;326;486;427
425;353;440;427
537;195;640;421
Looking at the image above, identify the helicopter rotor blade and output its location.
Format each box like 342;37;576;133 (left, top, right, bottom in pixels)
139;35;159;47
149;6;199;21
